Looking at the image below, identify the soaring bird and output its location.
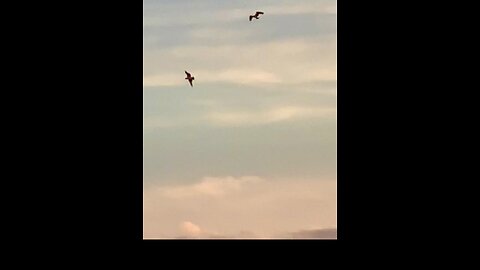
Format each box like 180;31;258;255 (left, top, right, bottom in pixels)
185;70;194;87
249;11;264;21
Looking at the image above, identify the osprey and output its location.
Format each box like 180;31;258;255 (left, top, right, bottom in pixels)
185;70;194;87
249;11;264;21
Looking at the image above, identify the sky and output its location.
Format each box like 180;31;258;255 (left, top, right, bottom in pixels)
143;0;337;239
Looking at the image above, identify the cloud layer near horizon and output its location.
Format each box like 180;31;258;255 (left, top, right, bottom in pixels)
144;176;336;239
174;220;336;239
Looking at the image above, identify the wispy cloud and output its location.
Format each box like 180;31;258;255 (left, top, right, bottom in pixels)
144;68;281;87
188;27;253;41
144;1;337;27
143;73;184;87
264;2;337;16
160;176;263;198
143;105;335;129
216;1;337;21
144;38;336;87
206;105;336;127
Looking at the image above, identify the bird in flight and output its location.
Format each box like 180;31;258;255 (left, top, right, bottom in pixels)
249;11;264;21
185;70;194;87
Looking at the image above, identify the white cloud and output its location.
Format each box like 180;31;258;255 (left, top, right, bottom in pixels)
206;105;336;126
143;38;336;87
143;176;337;239
160;176;263;198
180;221;203;237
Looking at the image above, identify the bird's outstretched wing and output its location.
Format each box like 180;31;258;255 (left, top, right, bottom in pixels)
185;70;191;77
189;79;193;87
249;15;253;21
255;11;264;16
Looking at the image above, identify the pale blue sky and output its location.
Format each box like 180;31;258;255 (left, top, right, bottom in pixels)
144;0;336;239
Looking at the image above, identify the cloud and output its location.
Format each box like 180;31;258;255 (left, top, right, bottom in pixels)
143;105;335;129
179;221;203;237
174;225;337;239
144;176;337;239
144;1;336;27
160;176;263;198
180;228;337;239
280;228;337;239
211;69;282;85
143;68;281;87
144;0;336;86
143;73;184;87
189;27;253;41
206;105;336;126
143;38;336;87
176;222;262;239
264;2;337;16
213;4;336;24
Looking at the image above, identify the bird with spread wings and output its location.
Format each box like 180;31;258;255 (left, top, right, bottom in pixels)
249;11;264;21
185;71;195;87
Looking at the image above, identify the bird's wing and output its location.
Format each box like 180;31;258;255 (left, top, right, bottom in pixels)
256;11;264;15
249;15;253;21
185;70;191;77
189;79;193;87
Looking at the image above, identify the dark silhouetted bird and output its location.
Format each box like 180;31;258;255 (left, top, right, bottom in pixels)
249;11;264;21
185;71;194;87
